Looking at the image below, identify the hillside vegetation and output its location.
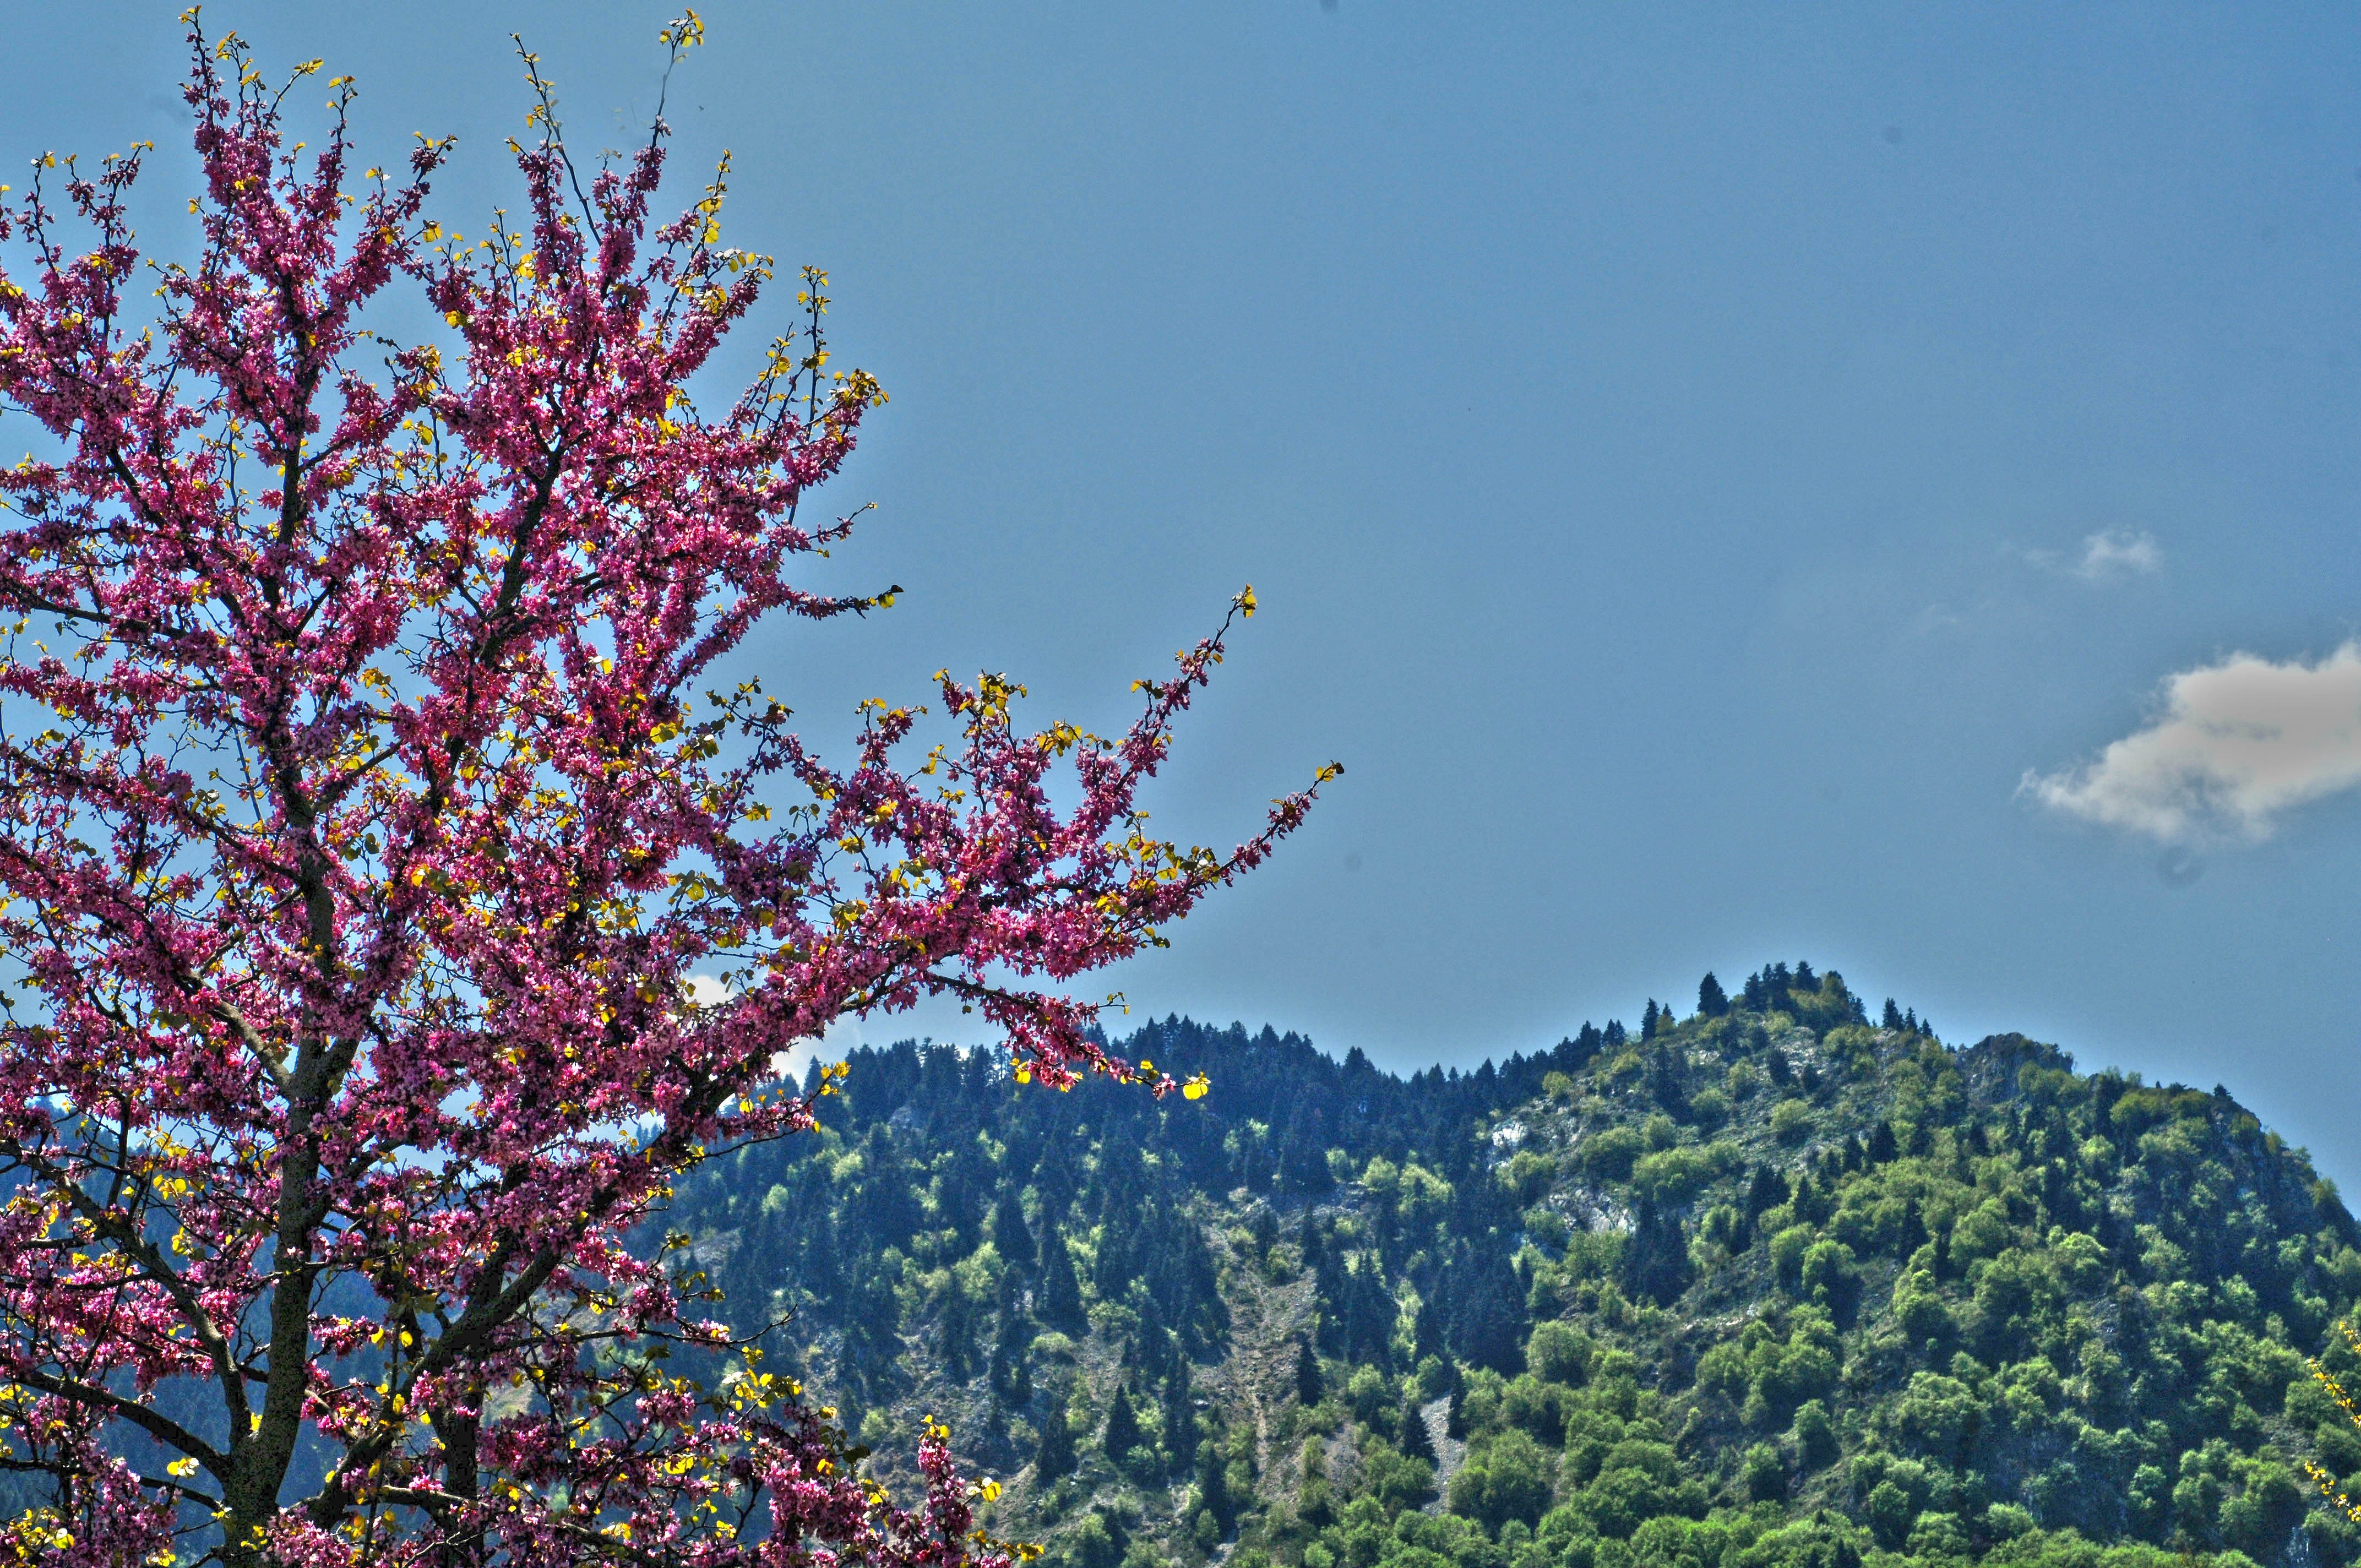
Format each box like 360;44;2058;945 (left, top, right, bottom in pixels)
661;966;2361;1568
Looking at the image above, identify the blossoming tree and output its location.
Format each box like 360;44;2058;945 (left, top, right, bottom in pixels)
0;17;1330;1568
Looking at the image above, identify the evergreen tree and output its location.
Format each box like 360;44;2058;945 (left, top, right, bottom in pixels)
1278;1107;1334;1194
991;1304;1032;1402
1883;997;1903;1030
1196;1439;1234;1533
1035;1407;1075;1480
993;1195;1035;1269
1295;1337;1324;1405
1248;1203;1280;1256
1868;1120;1898;1164
1649;1047;1686;1116
1103;1382;1141;1461
1898;1197;1929;1255
1791;1171;1830;1227
1623;1197;1690;1306
1163;1359;1194;1469
1766;1047;1791;1086
1452;1257;1527;1373
939;1278;979;1381
1603;1020;1628;1049
1413;1296;1447;1363
1399;1396;1437;1463
1039;1227;1086;1330
1640;999;1661;1040
1698;972;1729;1017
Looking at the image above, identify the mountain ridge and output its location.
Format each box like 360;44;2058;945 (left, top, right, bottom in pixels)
661;966;2361;1568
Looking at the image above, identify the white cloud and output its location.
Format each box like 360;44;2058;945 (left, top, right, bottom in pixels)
2019;529;2162;581
2073;529;2160;579
2022;642;2361;843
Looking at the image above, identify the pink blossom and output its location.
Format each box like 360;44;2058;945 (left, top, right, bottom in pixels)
0;20;1328;1568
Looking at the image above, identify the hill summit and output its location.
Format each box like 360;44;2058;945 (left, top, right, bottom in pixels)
663;965;2361;1568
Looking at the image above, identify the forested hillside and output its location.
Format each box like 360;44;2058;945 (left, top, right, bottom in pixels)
660;966;2361;1568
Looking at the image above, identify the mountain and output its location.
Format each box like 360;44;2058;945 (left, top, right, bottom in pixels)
659;964;2361;1568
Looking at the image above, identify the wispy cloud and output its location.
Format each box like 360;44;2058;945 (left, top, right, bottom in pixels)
2022;642;2361;844
2071;528;2160;579
2019;528;2162;581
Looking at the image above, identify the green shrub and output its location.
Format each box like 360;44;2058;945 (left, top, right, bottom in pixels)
1448;1430;1558;1533
1583;1127;1646;1184
1528;1320;1593;1386
1742;1442;1787;1502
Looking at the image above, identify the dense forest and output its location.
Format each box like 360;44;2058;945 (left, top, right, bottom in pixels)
659;965;2361;1568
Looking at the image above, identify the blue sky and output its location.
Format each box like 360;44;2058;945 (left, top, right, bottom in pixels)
23;5;2361;1178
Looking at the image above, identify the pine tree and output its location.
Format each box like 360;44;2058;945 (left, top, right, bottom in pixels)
1869;1120;1899;1165
1649;1047;1685;1115
1035;1407;1075;1480
1698;972;1729;1017
1883;998;1905;1030
1641;999;1661;1039
1399;1397;1437;1463
1623;1197;1691;1305
991;1304;1032;1402
1791;1171;1830;1226
939;1280;978;1381
1163;1359;1194;1470
994;1195;1036;1270
1295;1337;1324;1405
1103;1382;1141;1461
1414;1296;1447;1363
1196;1438;1235;1533
1452;1257;1527;1373
1279;1107;1334;1194
1040;1227;1086;1329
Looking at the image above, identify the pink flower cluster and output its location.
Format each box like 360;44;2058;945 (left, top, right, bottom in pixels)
0;19;1328;1568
